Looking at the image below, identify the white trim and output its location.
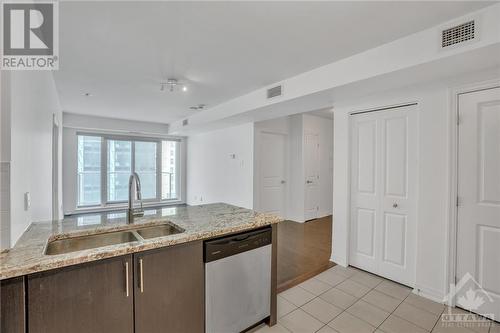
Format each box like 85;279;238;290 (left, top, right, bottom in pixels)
344;113;353;267
52;116;60;220
413;284;446;304
412;105;421;289
445;78;500;308
52;113;60;127
330;254;348;267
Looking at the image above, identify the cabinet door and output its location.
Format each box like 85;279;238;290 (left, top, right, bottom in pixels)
28;255;133;333
1;277;26;333
134;241;204;333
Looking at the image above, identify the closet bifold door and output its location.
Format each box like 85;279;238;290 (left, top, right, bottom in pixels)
350;105;417;286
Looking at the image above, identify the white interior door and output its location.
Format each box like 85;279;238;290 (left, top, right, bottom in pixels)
259;133;286;218
350;105;417;286
304;133;320;221
456;87;500;320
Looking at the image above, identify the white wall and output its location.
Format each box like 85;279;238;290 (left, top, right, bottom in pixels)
186;123;254;209
288;115;305;221
331;69;500;302
63;113;170;135
0;71;12;249
1;71;62;246
254;113;333;221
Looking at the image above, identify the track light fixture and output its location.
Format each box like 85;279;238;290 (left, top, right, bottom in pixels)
160;78;187;92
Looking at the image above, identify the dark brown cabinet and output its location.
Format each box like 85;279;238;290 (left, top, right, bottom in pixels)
25;241;204;333
134;241;204;333
1;276;26;333
27;255;134;333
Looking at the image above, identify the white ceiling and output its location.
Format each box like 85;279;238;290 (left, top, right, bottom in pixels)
55;1;493;124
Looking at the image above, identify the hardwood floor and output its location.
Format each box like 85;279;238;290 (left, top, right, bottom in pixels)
277;215;335;293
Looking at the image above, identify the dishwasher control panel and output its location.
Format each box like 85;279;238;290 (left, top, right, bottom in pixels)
204;226;272;262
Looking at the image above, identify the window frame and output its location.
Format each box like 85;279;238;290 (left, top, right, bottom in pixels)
76;131;181;210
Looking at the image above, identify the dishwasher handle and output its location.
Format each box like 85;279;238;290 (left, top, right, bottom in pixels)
207;233;255;246
204;227;272;262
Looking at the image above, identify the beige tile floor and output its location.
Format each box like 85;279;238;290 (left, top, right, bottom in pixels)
250;266;498;333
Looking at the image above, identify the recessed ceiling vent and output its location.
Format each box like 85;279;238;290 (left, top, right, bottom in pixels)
267;85;283;99
182;119;189;126
442;20;475;48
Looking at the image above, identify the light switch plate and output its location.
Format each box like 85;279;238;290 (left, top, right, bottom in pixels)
24;192;31;211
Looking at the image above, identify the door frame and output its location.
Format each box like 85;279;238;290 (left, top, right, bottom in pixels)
255;130;288;218
346;102;420;287
446;79;500;307
304;131;320;221
52;113;60;221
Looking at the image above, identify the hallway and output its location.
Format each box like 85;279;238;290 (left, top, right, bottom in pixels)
278;216;335;292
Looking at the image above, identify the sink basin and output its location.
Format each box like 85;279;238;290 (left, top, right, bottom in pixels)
136;224;183;239
45;222;184;255
45;231;139;255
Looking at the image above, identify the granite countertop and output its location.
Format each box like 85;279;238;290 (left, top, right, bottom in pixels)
0;203;282;280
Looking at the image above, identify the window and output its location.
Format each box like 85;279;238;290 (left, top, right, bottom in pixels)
162;141;177;200
77;134;180;208
135;141;157;200
107;140;132;202
77;136;102;206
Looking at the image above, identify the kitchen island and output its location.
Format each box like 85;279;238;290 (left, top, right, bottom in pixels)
0;203;281;333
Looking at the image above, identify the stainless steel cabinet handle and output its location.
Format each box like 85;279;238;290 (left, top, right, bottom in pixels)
393;203;398;208
125;261;129;297
139;258;144;293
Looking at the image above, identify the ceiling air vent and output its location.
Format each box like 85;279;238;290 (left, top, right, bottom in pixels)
182;119;189;126
267;85;283;99
442;20;475;48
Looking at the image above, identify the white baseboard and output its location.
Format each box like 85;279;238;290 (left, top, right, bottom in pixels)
318;211;332;219
330;254;347;267
413;284;446;304
286;214;305;223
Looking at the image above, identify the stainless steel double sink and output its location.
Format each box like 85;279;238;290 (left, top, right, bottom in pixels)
45;223;184;255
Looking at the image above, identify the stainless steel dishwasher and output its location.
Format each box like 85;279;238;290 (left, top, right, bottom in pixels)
205;227;272;333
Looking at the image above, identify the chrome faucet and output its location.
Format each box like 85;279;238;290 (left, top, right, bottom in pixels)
128;172;144;221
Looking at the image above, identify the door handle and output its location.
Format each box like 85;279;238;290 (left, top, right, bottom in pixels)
306;180;313;184
281;180;286;184
139;258;144;293
393;203;399;208
125;261;129;297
